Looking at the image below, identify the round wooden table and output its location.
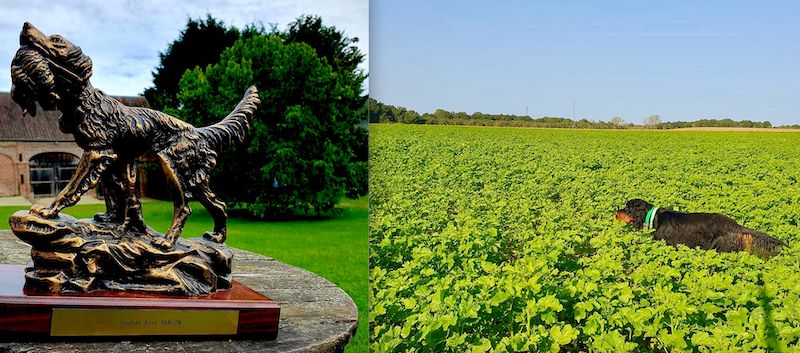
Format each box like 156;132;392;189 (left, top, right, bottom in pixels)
0;230;358;353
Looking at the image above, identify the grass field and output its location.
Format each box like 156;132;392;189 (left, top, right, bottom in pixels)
370;124;800;352
0;197;367;353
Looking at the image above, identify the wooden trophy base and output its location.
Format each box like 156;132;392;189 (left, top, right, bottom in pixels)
0;265;280;341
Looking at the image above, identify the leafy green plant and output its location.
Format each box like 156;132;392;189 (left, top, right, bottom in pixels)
177;32;366;217
370;125;800;352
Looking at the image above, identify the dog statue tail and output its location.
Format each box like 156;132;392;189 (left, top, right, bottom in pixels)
713;229;785;259
197;85;261;151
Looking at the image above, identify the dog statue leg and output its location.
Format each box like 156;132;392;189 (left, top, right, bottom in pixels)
121;163;147;232
31;149;117;219
94;163;127;223
152;153;191;249
93;163;146;232
198;186;227;244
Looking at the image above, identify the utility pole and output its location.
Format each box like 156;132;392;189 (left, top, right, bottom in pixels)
525;105;528;116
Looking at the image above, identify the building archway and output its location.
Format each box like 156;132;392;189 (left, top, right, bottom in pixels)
29;152;79;197
0;154;17;196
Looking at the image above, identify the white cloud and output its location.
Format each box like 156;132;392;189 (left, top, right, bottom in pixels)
0;0;368;96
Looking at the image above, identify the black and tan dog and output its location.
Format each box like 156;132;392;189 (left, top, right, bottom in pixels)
10;22;260;249
616;199;784;258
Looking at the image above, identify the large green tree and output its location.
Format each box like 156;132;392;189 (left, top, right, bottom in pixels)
284;15;367;198
178;32;365;216
285;15;364;75
144;15;240;110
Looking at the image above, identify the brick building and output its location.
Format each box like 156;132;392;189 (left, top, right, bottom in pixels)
0;92;149;199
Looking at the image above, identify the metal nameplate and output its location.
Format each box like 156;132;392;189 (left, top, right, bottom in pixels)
50;308;239;336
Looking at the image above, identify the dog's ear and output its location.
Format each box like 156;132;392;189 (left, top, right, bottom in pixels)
620;199;652;229
65;44;92;81
10;83;37;117
631;199;654;229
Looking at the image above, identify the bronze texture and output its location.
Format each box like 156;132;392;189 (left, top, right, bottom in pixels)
8;22;259;295
9;210;232;295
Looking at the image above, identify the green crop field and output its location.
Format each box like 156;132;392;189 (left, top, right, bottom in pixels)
369;124;800;352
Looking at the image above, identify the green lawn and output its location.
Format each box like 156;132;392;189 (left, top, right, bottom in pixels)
0;197;367;353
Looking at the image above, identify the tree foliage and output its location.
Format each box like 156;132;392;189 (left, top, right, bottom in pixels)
144;15;240;111
369;98;423;124
178;31;365;216
658;119;773;129
143;15;367;216
285;15;365;75
370;98;775;130
368;98;624;129
644;115;661;128
284;15;368;198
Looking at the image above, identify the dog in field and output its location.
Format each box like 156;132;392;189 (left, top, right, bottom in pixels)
616;199;784;258
10;22;260;249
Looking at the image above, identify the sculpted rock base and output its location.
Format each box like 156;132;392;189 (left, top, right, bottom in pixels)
8;211;232;296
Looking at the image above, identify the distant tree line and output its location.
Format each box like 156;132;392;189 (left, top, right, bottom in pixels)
657;119;772;129
369;98;784;129
368;98;625;129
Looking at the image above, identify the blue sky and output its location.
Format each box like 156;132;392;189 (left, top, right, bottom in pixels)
0;0;368;97
370;1;800;125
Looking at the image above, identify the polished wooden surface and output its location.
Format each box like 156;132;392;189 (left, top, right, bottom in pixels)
0;265;279;340
0;231;357;352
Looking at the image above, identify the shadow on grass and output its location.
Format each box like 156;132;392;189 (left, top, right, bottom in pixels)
759;285;784;353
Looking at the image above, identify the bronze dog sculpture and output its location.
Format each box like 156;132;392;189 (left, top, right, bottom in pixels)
11;22;260;249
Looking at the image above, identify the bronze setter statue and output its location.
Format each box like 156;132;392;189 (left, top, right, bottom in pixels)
10;22;260;249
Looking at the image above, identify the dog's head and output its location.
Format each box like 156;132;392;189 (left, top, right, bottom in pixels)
10;22;92;116
616;199;654;229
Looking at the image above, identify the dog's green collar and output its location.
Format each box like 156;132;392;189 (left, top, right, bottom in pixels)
644;206;659;229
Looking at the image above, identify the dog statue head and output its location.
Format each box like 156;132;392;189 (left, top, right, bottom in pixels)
10;22;92;116
616;198;655;229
